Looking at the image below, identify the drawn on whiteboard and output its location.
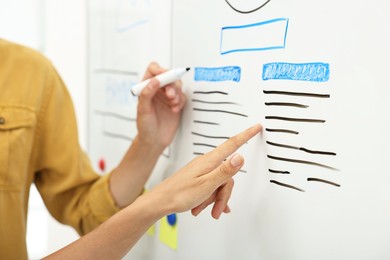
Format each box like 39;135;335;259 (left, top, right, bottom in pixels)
194;66;241;82
270;180;305;192
266;141;337;156
307;178;341;187
265;102;309;108
116;0;151;32
224;0;272;14
192;17;340;192
190;66;249;173
269;169;290;174
265;116;326;123
262;60;339;191
262;62;330;82
263;90;330;98
220;18;289;55
265;128;299;135
267;155;339;171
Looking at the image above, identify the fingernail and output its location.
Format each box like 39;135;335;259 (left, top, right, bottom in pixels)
230;154;243;167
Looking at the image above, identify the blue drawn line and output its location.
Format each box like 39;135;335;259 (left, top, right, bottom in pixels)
116;0;151;32
220;18;289;55
116;19;149;33
262;62;330;82
194;66;241;82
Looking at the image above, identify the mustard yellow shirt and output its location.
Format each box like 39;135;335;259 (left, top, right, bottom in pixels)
0;39;120;259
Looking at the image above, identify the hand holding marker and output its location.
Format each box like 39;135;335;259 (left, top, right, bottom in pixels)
131;67;191;96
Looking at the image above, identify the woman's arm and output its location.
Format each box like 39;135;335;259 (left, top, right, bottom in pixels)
45;124;261;260
109;62;186;208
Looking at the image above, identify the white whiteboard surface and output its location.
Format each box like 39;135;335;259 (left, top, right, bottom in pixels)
88;1;390;259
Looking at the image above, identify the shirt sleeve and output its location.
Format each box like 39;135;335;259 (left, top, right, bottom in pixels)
33;61;121;235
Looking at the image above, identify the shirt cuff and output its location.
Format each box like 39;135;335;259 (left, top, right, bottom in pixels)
89;173;121;223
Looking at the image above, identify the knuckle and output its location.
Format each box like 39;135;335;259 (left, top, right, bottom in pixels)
218;162;231;177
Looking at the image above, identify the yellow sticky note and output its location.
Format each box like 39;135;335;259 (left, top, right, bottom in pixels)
147;224;155;236
159;214;178;250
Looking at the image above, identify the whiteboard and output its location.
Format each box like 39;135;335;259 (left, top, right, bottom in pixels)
88;0;390;259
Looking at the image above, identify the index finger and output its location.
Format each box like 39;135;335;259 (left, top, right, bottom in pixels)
142;62;167;80
207;124;262;163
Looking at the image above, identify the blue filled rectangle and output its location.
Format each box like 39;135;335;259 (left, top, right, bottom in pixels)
194;66;241;82
262;62;330;82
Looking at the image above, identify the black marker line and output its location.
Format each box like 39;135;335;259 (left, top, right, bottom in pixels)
95;110;136;122
193;120;220;125
192;99;239;105
239;169;247;173
94;69;138;76
265;116;325;123
194;108;248;117
193;152;204;156
193;120;220;126
307;178;341;187
225;0;272;14
267;155;339;171
193;91;228;95
191;132;230;140
266;128;299;135
265;102;309;108
269;169;290;174
263;90;330;98
193;143;217;148
270;180;305;192
266;141;337;156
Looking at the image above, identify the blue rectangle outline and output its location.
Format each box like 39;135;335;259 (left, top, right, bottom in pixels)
220;18;289;55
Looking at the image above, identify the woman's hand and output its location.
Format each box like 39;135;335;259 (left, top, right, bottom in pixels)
136;62;186;150
146;124;262;219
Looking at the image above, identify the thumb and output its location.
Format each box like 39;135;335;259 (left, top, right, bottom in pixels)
211;154;244;186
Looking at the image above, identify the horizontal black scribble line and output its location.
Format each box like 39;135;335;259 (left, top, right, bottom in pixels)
193;152;204;156
94;69;138;76
265;102;309;108
194;108;248;117
193;120;220;125
269;169;290;174
263;90;330;98
265;116;325;123
193;143;217;148
268;155;339;171
307;178;341;187
192;99;239;105
266;128;299;135
270;180;305;192
95;110;136;122
239;169;247;173
192;132;230;139
266;141;337;156
193;91;228;95
103;131;133;141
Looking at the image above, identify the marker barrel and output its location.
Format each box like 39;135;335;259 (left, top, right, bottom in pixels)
131;67;190;96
